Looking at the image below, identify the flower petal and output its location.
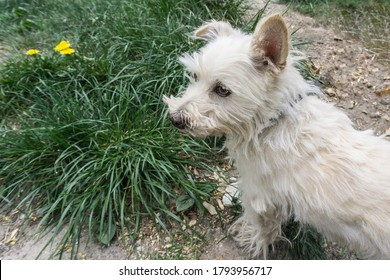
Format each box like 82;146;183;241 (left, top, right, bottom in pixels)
26;49;40;55
59;48;75;55
54;41;71;51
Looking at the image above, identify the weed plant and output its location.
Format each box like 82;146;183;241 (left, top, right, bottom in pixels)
0;0;327;259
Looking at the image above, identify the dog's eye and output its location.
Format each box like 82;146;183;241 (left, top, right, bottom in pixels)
193;73;198;81
213;82;231;97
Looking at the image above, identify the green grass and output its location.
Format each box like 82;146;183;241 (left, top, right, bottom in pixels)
280;0;390;64
0;0;247;259
279;220;327;259
0;0;327;259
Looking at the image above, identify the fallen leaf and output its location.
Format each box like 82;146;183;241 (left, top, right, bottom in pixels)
176;195;195;212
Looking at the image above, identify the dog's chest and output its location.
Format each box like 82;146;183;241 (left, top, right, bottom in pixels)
234;149;299;207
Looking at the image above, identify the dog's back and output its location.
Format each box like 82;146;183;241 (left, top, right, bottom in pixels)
236;94;390;259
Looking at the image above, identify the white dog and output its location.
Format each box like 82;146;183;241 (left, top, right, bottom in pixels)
164;14;390;259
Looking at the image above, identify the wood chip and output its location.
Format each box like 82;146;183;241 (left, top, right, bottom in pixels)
217;186;226;193
202;202;217;215
5;229;19;245
216;198;225;210
189;219;197;227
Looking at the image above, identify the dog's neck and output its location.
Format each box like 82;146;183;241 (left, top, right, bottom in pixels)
224;92;306;158
224;58;322;158
266;94;303;129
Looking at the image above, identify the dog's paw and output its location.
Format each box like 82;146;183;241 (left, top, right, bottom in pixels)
229;217;271;259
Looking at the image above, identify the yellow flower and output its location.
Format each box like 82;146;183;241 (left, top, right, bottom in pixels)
59;48;75;55
25;49;40;55
54;40;75;55
54;41;71;51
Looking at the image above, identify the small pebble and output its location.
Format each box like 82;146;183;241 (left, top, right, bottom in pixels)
380;98;390;106
370;112;380;118
222;194;233;207
225;184;239;196
229;177;237;183
346;100;355;109
382;115;390;121
325;88;335;96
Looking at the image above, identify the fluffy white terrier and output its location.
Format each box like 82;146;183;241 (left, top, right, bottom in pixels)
163;14;390;259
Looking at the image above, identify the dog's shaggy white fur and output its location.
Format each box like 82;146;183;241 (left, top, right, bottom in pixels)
164;14;390;259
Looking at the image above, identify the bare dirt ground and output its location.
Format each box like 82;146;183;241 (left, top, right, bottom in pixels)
1;0;389;259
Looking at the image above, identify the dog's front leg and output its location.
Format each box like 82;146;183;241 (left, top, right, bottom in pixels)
230;200;283;259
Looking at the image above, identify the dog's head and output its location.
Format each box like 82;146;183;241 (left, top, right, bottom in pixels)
164;14;289;137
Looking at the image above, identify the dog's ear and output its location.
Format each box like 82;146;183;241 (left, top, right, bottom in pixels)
194;20;235;41
251;14;289;69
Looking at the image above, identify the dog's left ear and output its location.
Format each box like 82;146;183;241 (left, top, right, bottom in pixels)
251;14;289;69
194;20;235;41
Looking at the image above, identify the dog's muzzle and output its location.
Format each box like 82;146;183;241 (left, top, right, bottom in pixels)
169;112;187;130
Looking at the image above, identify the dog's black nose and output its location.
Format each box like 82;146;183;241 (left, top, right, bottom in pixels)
169;113;186;129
